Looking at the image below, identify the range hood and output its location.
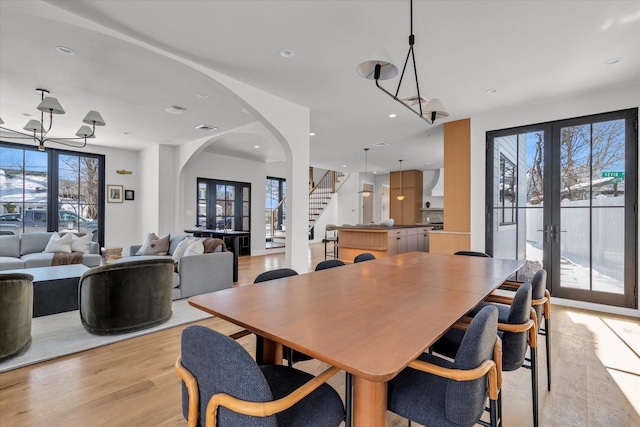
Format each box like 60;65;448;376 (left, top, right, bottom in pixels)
430;168;444;197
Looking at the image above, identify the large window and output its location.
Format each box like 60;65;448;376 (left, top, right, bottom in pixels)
266;176;286;241
0;142;105;243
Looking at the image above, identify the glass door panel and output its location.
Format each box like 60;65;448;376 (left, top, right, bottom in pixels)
554;118;628;303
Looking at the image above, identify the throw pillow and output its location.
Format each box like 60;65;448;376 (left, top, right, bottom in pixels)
71;233;93;253
172;237;196;263
136;233;170;256
44;232;73;253
203;237;226;253
183;239;205;257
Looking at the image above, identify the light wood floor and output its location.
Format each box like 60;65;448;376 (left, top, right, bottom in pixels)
0;244;638;426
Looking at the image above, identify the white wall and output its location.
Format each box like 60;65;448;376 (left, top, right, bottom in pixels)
266;161;287;179
336;173;359;226
79;144;139;252
470;82;640;316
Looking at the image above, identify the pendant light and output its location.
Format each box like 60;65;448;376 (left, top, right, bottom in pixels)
356;0;449;124
361;148;371;197
397;160;405;201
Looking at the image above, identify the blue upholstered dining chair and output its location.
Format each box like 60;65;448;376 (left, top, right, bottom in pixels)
493;269;551;391
433;282;538;427
253;268;311;367
314;259;345;271
175;325;345;427
388;305;502;427
454;250;492;258
353;253;375;263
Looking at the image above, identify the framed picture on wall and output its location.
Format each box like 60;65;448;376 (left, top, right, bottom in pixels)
107;185;124;203
124;190;135;201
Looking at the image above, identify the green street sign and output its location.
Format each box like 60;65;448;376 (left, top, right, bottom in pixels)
602;171;624;178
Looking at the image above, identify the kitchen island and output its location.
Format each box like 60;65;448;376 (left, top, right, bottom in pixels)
335;225;434;262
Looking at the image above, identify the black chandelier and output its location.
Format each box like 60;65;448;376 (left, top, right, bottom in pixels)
356;0;449;124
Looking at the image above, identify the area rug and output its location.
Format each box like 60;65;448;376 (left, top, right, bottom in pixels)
0;299;212;373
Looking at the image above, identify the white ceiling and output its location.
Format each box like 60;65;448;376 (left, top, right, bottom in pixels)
1;1;638;174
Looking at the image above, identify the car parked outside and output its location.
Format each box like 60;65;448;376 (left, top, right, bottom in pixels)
0;209;98;238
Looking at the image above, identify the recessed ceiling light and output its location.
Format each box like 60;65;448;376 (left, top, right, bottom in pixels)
485;88;497;94
22;113;32;117
123;132;132;135
373;141;391;147
241;108;250;114
389;113;397;118
604;57;621;65
309;132;315;136
196;93;209;99
373;171;378;174
342;164;347;168
55;46;75;55
254;145;260;149
166;106;186;115
195;124;218;132
280;49;294;58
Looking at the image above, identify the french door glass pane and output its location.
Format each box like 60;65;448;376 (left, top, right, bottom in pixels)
592;207;624;294
198;182;207;227
559;120;626;295
559;207;589;290
491;131;544;281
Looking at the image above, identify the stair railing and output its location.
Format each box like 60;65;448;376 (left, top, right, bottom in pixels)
269;169;349;240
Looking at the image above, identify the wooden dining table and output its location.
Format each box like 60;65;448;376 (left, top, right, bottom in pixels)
188;251;524;426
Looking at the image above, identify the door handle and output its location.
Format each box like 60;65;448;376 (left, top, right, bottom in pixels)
537;225;552;243
552;224;567;243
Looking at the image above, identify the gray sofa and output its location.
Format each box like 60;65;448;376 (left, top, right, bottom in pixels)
0;232;101;270
119;234;233;300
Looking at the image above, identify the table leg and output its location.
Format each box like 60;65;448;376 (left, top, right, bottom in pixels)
261;337;283;365
353;376;387;426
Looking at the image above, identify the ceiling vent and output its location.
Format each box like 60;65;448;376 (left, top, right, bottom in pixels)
165;106;186;115
402;95;428;106
195;124;218;132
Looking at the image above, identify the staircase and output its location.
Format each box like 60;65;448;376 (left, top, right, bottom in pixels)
270;170;348;245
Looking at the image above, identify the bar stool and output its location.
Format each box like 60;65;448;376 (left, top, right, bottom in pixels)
323;224;338;260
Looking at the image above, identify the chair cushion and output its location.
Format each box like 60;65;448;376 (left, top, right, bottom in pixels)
261;365;344;427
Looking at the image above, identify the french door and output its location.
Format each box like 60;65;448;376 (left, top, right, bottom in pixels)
486;109;637;308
